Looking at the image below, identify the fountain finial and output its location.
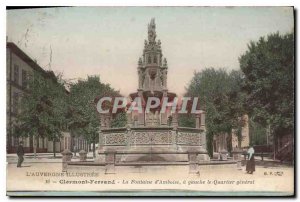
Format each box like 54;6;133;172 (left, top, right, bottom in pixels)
148;18;156;43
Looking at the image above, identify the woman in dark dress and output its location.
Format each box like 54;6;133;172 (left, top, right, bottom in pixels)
246;146;255;174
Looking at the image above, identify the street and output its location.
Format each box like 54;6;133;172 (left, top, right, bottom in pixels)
7;153;294;195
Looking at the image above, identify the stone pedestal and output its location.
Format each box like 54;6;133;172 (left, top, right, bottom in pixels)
197;154;210;162
61;149;73;172
79;150;87;161
171;113;178;127
232;149;242;170
237;160;242;170
195;146;210;162
98;131;104;149
188;153;199;174
105;152;116;174
220;149;228;161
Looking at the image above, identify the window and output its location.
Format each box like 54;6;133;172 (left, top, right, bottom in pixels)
22;70;27;88
148;55;151;64
12;92;19;114
13;64;19;84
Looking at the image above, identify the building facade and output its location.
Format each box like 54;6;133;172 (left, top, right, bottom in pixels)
6;42;71;153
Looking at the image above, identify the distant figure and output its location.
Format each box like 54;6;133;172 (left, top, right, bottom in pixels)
246;146;255;174
16;141;25;168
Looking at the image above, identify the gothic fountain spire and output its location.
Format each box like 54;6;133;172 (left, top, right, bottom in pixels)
148;18;156;44
137;18;168;92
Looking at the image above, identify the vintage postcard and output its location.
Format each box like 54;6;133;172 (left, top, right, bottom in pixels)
6;6;295;196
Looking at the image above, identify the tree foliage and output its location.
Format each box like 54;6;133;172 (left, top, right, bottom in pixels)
249;118;267;145
68;75;122;157
111;111;127;128
183;68;246;155
16;71;68;156
239;32;294;135
178;114;195;128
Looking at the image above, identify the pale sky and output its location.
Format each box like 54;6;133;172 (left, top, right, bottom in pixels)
6;7;294;96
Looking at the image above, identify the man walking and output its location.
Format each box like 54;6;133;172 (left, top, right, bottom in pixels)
17;141;25;168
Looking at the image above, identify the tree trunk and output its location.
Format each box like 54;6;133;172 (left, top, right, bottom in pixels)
207;131;214;157
93;140;96;158
227;131;232;153
33;136;37;159
273;128;277;160
53;139;56;158
33;147;37;159
237;127;242;148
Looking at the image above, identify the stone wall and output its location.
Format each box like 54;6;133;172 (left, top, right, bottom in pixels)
97;127;209;164
99;127;206;147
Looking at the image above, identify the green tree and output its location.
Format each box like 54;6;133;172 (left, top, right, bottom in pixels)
16;71;68;157
68;76;121;158
184;68;246;156
213;70;247;150
249;118;267;145
178;114;195;128
239;32;294;154
111;111;127;128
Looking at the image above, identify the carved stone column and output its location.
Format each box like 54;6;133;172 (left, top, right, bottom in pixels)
160;90;168;126
200;111;206;130
195;113;201;129
100;114;109;130
137;90;145;126
171;112;178;127
138;69;144;90
126;112;133;127
201;131;207;151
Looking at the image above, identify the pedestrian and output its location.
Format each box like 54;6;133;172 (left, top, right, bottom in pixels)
17;141;25;168
246;145;255;174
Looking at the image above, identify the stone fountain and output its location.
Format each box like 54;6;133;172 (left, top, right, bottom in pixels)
95;19;210;173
